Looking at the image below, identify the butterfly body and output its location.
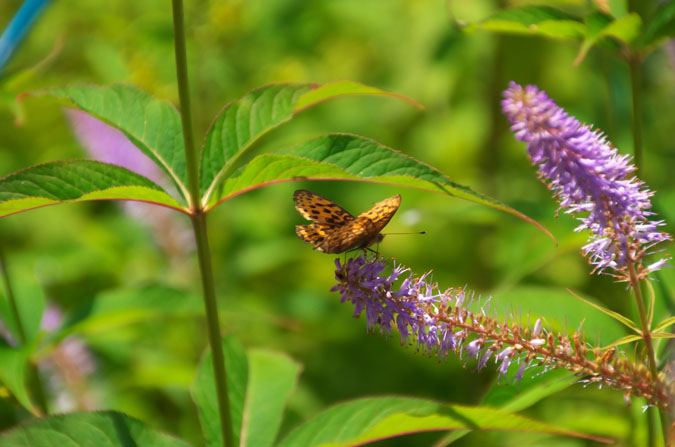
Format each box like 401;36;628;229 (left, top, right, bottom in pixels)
294;189;401;254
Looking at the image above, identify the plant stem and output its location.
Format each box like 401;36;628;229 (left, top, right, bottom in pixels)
0;248;49;416
171;0;200;211
628;51;643;171
646;408;656;447
171;1;234;446
191;212;234;447
627;260;669;446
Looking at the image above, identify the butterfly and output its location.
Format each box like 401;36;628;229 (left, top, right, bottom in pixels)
294;189;401;254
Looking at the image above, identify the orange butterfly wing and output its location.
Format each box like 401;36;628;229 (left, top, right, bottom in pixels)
294;190;401;254
356;194;401;234
293;190;354;226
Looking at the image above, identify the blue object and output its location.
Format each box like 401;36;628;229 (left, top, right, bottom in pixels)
0;0;52;74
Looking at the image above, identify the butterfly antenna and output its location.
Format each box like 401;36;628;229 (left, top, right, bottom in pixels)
383;231;426;236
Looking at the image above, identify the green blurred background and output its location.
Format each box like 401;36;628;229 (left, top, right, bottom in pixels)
1;0;673;445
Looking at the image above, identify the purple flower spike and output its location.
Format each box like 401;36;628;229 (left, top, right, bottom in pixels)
502;82;671;280
331;255;672;408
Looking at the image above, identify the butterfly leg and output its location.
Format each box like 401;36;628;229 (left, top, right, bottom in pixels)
365;246;380;259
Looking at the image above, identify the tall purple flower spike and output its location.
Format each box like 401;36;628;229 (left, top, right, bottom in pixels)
502;82;671;280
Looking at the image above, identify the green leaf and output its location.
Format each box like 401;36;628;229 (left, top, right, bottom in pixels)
294;81;421;111
566;288;640;334
602;334;643;349
467;6;586;40
41;286;201;353
34;84;190;203
279;397;610;446
192;336;248;447
646;279;656;328
0;267;45;344
653;315;675;333
0;411;191;446
0;344;36;415
192;340;301;447
574;13;641;65
200;81;420;205
640;1;675;48
437;367;578;445
605;0;628;18
652;332;675;339
0;160;184;218
602;13;641;43
483;367;576;412
242;350;301;447
207;134;553;238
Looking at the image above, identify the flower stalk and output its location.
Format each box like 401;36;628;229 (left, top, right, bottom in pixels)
171;1;233;446
628;257;670;444
628;52;643;171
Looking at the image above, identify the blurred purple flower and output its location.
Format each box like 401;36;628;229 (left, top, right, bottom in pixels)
0;318;17;347
502;82;671;280
40;304;97;411
66;109;193;258
66;109;165;185
40;303;63;331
